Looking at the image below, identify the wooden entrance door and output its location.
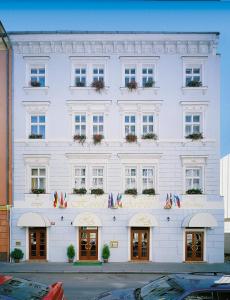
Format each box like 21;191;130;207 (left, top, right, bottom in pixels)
131;227;149;261
79;227;98;260
185;231;204;262
29;227;47;260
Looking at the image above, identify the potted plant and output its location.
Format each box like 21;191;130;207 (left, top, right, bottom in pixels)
186;188;203;195
30;80;41;87
102;244;110;263
126;134;137;143
91;79;104;92
73;134;86;144
75;81;85;87
29;133;43;139
143;80;155;88
93;134;104;145
126;81;137;91
31;188;45;194
142;133;157;140
186;80;202;87
91;188;104;195
185;133;203;140
67;244;75;263
142;188;155;195
10;248;24;263
124;188;137;196
73;188;87;195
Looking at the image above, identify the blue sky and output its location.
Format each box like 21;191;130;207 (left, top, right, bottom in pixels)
1;0;230;157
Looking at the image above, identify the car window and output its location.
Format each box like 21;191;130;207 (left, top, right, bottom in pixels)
217;291;230;300
184;291;214;300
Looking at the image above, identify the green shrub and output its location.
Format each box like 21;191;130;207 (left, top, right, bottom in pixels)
10;248;24;261
124;189;137;195
31;188;45;194
91;188;104;195
142;188;155;195
73;188;87;195
186;189;203;195
67;244;75;260
142;133;157;140
102;244;110;260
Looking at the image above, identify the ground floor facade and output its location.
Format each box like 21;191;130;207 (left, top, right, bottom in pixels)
10;208;224;263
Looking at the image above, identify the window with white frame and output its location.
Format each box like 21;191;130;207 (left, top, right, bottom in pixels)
75;114;86;136
142;167;155;190
125;115;136;135
30;115;46;139
142;114;154;135
92;167;104;189
74;67;86;87
125;167;137;190
125;67;136;86
93;115;104;135
185;167;202;191
185;114;201;136
74;167;86;189
30;66;46;87
93;66;104;82
185;65;202;86
142;67;154;87
31;167;46;192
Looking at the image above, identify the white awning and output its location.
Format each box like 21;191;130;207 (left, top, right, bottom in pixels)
129;213;158;227
182;213;218;228
17;212;51;227
73;212;102;227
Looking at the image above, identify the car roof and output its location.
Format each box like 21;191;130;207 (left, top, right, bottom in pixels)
168;274;230;291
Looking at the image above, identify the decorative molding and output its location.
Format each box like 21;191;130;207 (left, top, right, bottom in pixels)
180;101;209;112
180;155;208;165
23;154;51;165
12;40;216;55
117;100;163;113
22;101;50;113
66;153;112;161
66;100;112;114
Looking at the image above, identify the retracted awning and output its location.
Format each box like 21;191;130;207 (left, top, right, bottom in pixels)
129;213;158;227
73;212;102;227
182;212;218;228
17;212;51;227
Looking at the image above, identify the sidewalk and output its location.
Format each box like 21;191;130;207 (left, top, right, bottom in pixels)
0;262;229;274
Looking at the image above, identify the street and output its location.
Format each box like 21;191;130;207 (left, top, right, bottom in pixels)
7;273;161;300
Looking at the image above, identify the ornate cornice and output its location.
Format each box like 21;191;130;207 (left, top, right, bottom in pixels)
12;40;216;55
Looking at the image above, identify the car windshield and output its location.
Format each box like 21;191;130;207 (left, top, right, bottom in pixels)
138;276;184;300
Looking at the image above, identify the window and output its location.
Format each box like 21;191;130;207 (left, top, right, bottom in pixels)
31;168;46;191
93;67;104;82
30;115;46;138
185;114;201;136
185;168;202;191
75;67;86;87
185;66;202;86
125;115;136;135
75;115;86;135
142;114;154;134
125;167;137;189
142;67;154;87
30;66;45;87
125;68;136;86
142;167;155;190
74;167;86;189
184;291;213;300
92;167;104;189
93;115;104;135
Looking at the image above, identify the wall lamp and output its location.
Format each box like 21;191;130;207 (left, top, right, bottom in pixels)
167;217;170;222
61;216;64;221
113;216;116;222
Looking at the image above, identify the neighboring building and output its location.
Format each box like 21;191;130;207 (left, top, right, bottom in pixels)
9;31;224;263
220;154;230;254
0;22;12;261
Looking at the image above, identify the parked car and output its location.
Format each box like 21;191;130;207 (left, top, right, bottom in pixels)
95;273;230;299
0;275;66;300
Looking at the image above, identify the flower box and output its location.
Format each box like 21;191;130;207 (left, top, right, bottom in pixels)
29;133;43;139
30;81;41;87
91;80;104;92
185;133;203;140
31;188;45;194
143;80;155;88
186;80;202;87
126;134;137;143
186;188;203;195
124;188;137;196
142;188;155;195
73;188;87;195
126;81;137;90
93;134;104;145
91;188;104;195
73;134;86;144
142;133;157;140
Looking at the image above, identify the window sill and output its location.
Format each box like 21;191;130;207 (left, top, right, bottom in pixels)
182;86;208;95
69;86;109;94
23;86;49;94
120;86;160;95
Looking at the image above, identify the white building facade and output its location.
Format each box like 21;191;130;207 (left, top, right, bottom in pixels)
10;31;224;263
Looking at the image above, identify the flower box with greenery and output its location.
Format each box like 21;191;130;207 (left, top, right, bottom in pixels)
10;248;24;263
143;80;155;88
29;133;43;139
31;188;45;194
73;134;86;144
102;244;110;263
186;188;203;195
91;188;104;195
126;134;137;143
185;133;203;140
186;80;202;87
67;244;75;263
142;188;156;195
75;81;85;87
93;134;104;145
91;79;104;92
126;81;137;91
30;80;41;87
73;188;87;195
142;133;157;140
124;188;137;196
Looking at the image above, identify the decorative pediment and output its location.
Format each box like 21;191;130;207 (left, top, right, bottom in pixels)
22;101;50;113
